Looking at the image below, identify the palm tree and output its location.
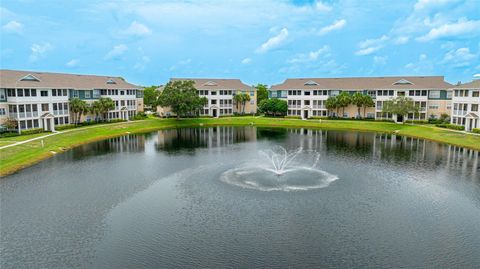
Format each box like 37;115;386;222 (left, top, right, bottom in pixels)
241;93;251;114
351;92;365;118
233;93;243;113
336;92;352;118
362;95;375;118
98;97;115;121
90;100;102;122
325;96;338;117
69;98;88;125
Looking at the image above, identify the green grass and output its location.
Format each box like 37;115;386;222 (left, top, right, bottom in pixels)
0;132;53;146
1;117;479;177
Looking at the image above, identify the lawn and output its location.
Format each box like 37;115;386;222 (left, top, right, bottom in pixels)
1;117;479;177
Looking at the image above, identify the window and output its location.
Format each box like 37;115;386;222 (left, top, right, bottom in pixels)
85;91;91;98
93;90;100;98
63;89;68;96
24;89;30;97
72;90;79;98
429;90;440;98
446;91;452;99
428;104;439;109
304;91;311;96
0;89;5;99
17;89;23;97
7;89;16;97
52;89;57;96
41;90;48;96
250;91;254;96
42;103;49;111
473;91;479;97
211;91;217;95
0;108;5;115
120;91;124;95
271;91;277;98
472;104;479;112
31;89;37;97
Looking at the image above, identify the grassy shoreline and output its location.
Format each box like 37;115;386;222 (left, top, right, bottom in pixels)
1;117;479;177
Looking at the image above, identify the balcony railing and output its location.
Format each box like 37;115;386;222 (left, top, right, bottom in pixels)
453;110;467;116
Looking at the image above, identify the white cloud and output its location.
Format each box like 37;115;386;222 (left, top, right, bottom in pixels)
66;59;79;68
414;0;459;11
393;36;409;45
405;53;433;73
2;20;23;33
288;45;330;63
29;42;53;62
123;21;152;36
373;56;388;65
241;58;252;64
355;35;389;56
473;74;480;78
256;28;288;53
441;47;477;67
315;1;332;12
417;18;480;42
134;56;151;70
104;44;128;60
317;19;346;36
179;58;191;65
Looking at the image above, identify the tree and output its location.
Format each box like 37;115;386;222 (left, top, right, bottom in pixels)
362;95;375;118
143;86;160;108
90;100;102;121
351;92;365;118
233;93;251;114
336;92;351;117
325;96;339;117
255;84;268;105
70;98;89;125
259;98;287;116
157;80;208;119
98;97;115;121
382;96;419;122
3;118;18;130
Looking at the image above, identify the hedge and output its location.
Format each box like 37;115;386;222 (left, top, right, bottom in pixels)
472;128;480;134
285;116;302;119
435;123;465;131
405;120;428;124
20;128;46;135
55;124;76;131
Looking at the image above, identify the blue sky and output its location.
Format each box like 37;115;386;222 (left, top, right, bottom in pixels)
1;0;479;86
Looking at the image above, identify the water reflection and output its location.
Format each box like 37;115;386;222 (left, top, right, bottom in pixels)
69;134;146;159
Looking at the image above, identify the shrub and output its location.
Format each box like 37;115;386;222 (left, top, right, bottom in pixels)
109;119;127;123
375;119;396;123
56;124;76;131
435;124;465;131
405;120;428;124
472;128;480;134
0;132;19;138
131;112;148;121
284;116;301;119
308;116;329;120
20;128;45;135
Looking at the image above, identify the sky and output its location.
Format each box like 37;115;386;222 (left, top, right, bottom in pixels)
1;0;479;87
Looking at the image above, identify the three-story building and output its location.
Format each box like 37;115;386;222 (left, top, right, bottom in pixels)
451;80;480;131
270;76;452;122
0;70;143;131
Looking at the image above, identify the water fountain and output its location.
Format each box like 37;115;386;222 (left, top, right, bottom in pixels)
220;146;338;191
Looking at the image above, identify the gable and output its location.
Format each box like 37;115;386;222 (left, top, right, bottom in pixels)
203;81;218;86
393;79;414;85
304;80;319;86
106;78;117;84
20;74;40;82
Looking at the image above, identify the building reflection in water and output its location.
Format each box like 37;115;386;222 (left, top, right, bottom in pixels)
284;128;479;179
155;126;257;153
70;134;146;159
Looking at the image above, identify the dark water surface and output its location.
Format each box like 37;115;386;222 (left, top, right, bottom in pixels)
1;127;480;268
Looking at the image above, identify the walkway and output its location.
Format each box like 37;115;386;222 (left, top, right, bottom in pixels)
0;120;139;150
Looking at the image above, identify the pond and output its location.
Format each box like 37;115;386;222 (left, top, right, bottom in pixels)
1;126;480;268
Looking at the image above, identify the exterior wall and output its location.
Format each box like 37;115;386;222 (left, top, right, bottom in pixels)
450;88;480;131
0;87;143;131
427;100;451;118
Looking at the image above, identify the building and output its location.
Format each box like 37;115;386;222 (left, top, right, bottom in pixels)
0;70;143;132
270;76;452;122
451;80;480;131
157;78;257;117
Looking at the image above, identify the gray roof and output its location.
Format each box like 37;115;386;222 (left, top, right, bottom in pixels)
0;69;140;89
170;78;252;90
454;80;480;89
270;76;452;90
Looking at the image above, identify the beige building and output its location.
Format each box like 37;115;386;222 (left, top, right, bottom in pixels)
270;76;452;122
157;78;257;118
0;70;143;131
451;80;480;131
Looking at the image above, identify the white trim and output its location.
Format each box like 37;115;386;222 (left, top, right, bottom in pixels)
393;79;414;85
203;81;218;86
304;80;319;86
19;74;41;82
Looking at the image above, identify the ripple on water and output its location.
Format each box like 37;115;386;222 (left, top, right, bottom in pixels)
220;166;339;192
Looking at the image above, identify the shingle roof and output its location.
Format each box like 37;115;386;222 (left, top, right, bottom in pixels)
0;69;140;89
270;76;452;90
170;78;251;90
454;80;480;89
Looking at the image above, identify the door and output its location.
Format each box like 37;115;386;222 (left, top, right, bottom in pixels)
397;115;403;123
212;109;217;118
303;110;308;119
